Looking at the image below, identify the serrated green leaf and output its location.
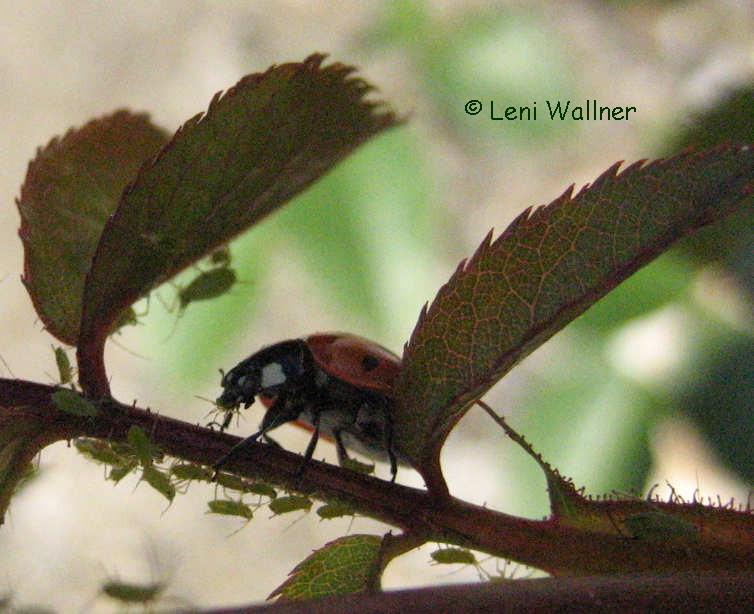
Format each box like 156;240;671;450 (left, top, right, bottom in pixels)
77;55;399;395
50;389;97;417
16;111;169;344
270;534;382;601
396;146;754;470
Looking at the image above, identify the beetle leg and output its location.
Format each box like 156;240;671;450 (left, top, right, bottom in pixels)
262;433;282;448
213;394;300;475
296;410;321;478
258;394;303;432
333;430;351;465
213;430;262;476
381;400;398;482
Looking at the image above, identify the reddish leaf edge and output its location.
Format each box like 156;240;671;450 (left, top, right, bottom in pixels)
400;144;754;476
15;111;167;346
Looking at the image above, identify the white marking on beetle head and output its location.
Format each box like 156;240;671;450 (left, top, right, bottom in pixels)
261;362;286;388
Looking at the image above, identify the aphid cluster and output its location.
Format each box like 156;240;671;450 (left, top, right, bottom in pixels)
74;427;174;504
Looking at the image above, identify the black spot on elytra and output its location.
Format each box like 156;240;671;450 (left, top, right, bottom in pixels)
361;355;379;372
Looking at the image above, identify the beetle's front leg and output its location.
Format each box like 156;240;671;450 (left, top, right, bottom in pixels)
296;410;321;478
213;394;300;475
384;414;398;483
258;393;304;434
333;430;351;466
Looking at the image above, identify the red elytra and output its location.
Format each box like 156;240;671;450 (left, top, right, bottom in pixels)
304;333;402;394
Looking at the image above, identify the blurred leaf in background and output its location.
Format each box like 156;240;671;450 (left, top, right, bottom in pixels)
668;86;754;484
671;87;754;291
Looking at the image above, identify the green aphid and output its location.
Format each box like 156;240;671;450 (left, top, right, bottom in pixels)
170;462;212;483
214;473;276;499
207;499;253;520
108;461;138;484
208;246;231;268
339;456;375;475
206;402;240;432
140;466;175;503
51;389;97;417
269;495;312;516
110;305;140;334
127;425;160;467
623;511;698;542
245;483;277;500
316;502;355;520
75;438;124;466
110;440;139;458
214;471;252;493
163;267;238;339
52;345;73;385
101;579;164;605
430;547;477;565
178;267;237;311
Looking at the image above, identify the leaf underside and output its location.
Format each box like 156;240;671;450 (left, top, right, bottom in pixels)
16;111;169;344
396;145;754;470
76;54;400;395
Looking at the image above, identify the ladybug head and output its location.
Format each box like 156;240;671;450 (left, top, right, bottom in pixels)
216;339;312;410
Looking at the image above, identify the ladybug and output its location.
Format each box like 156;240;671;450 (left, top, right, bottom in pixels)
214;333;403;480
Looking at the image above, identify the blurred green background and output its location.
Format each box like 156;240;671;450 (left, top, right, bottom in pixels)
1;1;752;612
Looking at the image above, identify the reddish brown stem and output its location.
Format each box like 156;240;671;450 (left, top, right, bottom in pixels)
1;378;752;577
